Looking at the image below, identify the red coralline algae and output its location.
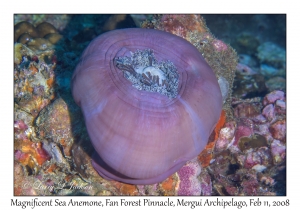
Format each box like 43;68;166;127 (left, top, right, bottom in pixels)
15;150;32;167
241;178;259;195
14;120;28;132
207;87;286;195
225;185;239;196
244;152;260;168
243;147;272;169
212;39;228;52
199;170;212;195
177;158;201;195
14;120;30;141
158;14;207;38
269;120;286;141
234;125;253;146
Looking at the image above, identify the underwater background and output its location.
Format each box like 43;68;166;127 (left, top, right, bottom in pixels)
14;14;286;196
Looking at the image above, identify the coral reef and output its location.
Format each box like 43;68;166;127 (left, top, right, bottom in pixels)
14;21;63;53
207;91;286;195
14;15;70;32
14;45;56;117
13;15;286;196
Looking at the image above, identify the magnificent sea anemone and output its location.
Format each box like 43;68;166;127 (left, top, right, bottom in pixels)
72;28;222;184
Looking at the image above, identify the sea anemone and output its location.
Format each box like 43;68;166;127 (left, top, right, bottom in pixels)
72;28;222;184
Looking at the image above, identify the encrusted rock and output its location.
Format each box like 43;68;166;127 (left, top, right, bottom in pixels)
263;90;285;106
36;98;73;144
270;140;286;165
269;120;286;142
262;104;275;122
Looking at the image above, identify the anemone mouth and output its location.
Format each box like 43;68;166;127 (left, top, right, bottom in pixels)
114;49;179;99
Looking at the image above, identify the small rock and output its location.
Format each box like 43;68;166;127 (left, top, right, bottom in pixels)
71;143;96;179
215;121;236;152
199;170;212;195
241;178;259;195
252;164;267;173
269;120;286;141
263;90;285;106
266;77;286;92
270;140;286;165
257;42;286;68
234;102;260;118
244;151;261;169
275;100;286;115
234;125;253;145
35;98;74;145
275;100;286;110
252;114;267;124
243;147;271;169
262;104;275;121
260;64;279;77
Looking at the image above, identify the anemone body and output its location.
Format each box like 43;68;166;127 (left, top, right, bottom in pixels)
72;28;222;184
